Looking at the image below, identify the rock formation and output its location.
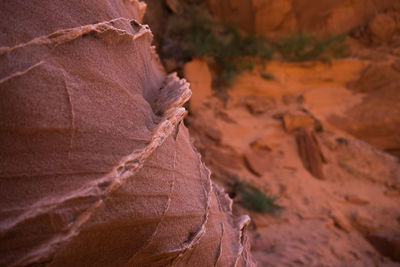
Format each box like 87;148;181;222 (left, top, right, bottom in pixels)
184;58;400;266
0;1;254;266
295;128;326;180
205;0;398;36
329;62;400;156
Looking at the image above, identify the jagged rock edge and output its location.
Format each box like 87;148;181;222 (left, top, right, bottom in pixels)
0;17;163;234
128;0;147;22
0;17;147;55
1;8;253;266
8;21;216;267
169;155;254;266
0;18;155;85
3;18;196;266
213;184;252;267
168;154;213;265
13;78;193;266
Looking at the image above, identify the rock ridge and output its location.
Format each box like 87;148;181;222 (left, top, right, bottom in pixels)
0;1;254;266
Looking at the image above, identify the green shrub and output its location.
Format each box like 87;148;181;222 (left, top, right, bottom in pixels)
275;33;347;62
167;4;272;88
167;5;347;88
238;182;282;214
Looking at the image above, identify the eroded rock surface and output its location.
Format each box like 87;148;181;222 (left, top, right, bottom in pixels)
329;62;400;156
0;1;254;266
205;0;398;36
185;58;400;266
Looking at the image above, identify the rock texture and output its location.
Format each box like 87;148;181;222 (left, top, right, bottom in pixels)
329;62;400;156
368;13;397;43
185;58;400;266
0;1;254;266
205;0;398;36
295;128;325;180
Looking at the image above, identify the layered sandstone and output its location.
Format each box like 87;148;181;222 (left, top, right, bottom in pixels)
0;1;254;266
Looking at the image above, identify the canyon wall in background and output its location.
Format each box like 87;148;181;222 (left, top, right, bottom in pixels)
206;0;399;36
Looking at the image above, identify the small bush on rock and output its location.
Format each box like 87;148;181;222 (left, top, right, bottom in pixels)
238;182;282;214
167;4;272;88
275;33;347;62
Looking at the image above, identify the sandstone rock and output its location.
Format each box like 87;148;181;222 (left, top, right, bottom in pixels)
319;133;341;151
243;96;276;115
204;126;222;142
330;211;352;233
244;150;273;177
282;93;303;105
330;63;400;154
205;0;254;32
250;233;274;251
253;0;294;33
384;189;400;197
207;147;243;171
392;59;400;72
366;232;400;261
0;1;254;266
283;112;316;133
347;64;399;93
166;0;183;14
335;138;399;185
206;0;398;36
351;212;376;234
345;195;370;205
295;128;326;179
184;59;213;113
250;136;274;151
218;110;237;124
179;38;400;267
368;13;397;43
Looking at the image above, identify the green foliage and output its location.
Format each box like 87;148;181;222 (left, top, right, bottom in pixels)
238;182;282;214
167;4;272;88
167;5;348;88
275;33;347;62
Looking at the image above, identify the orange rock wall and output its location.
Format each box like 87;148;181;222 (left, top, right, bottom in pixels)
206;0;398;36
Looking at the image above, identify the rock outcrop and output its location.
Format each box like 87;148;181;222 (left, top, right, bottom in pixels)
205;0;398;36
0;1;254;266
295;128;326;180
184;58;400;266
329;62;400;156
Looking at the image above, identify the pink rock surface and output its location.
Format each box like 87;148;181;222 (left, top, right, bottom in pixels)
0;1;254;266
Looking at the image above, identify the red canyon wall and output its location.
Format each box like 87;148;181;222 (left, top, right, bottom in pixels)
206;0;398;36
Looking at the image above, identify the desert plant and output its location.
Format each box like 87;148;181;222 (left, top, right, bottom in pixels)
238;182;282;214
275;33;347;62
167;5;347;89
167;4;272;88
